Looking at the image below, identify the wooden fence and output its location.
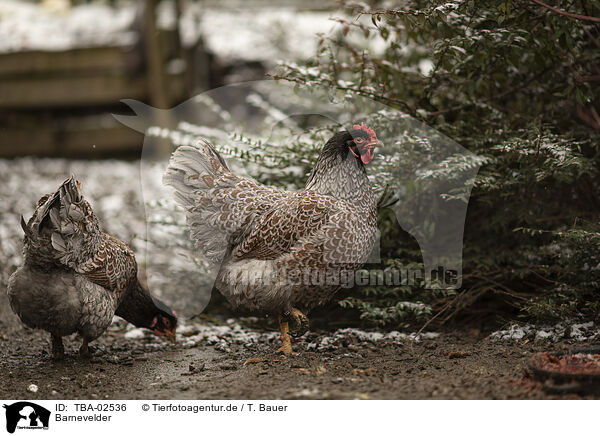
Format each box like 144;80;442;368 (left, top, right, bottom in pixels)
0;0;205;158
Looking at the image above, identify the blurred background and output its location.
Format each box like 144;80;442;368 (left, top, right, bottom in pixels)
0;0;338;158
0;0;348;317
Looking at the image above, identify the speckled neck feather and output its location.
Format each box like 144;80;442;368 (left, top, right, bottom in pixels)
305;151;370;201
305;131;371;201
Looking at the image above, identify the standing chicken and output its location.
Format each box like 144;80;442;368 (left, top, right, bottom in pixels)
164;124;381;354
7;177;177;359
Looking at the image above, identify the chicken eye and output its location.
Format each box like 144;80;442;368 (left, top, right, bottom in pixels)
161;316;171;329
355;138;364;143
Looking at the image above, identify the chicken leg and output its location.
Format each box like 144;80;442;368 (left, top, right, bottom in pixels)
244;308;309;364
51;334;64;360
276;308;309;355
275;315;295;355
243;315;295;365
79;338;91;358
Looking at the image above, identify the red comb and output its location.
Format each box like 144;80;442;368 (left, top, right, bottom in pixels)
352;122;377;142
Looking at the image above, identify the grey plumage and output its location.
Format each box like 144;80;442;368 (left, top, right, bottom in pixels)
7;176;178;359
8;267;116;343
164;127;381;354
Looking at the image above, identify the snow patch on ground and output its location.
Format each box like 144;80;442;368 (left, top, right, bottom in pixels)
198;8;337;62
313;328;439;351
0;0;340;62
123;328;146;340
121;316;441;354
490;322;600;342
168;319;440;353
0;0;137;52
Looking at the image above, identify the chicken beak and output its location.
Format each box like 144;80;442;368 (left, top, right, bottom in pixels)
372;140;384;149
166;330;177;343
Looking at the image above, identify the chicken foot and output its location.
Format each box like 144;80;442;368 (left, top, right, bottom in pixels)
51;334;65;360
243;315;295;365
244;310;308;364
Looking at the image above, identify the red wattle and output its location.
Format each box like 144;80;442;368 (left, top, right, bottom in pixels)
361;149;374;164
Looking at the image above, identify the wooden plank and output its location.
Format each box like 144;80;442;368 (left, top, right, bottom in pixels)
0;124;143;157
0;74;148;108
0;72;185;109
0;125;55;155
63;127;143;156
0;45;140;77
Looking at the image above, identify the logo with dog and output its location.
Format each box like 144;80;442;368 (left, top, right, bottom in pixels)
3;402;50;433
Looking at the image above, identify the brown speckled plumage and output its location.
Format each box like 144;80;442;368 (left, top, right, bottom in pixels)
7;177;177;358
164;129;380;344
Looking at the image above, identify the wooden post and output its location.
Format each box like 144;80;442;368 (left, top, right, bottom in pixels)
142;0;173;158
143;0;169;109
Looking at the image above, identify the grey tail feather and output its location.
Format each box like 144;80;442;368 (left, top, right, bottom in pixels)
59;175;81;204
199;140;230;170
37;176;81;231
20;215;30;235
163;141;230;208
37;189;61;230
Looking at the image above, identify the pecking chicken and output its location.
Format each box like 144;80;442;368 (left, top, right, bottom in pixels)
7;177;177;359
164;124;381;354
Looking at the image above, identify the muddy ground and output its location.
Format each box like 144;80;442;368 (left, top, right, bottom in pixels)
1;158;596;400
1;289;596;400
